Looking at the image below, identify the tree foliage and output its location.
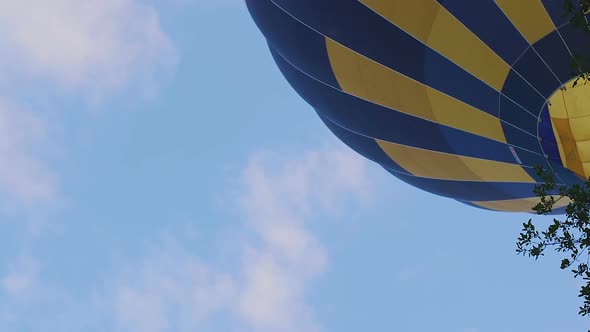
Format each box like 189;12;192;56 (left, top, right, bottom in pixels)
564;0;590;31
517;168;590;319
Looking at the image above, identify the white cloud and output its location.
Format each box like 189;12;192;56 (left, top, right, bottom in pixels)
0;0;175;98
241;147;371;221
0;0;175;208
115;251;235;332
237;248;322;332
112;143;372;332
1;255;39;298
0;1;176;325
235;147;370;332
0;101;56;205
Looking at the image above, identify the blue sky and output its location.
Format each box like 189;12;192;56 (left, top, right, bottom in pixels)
0;1;587;332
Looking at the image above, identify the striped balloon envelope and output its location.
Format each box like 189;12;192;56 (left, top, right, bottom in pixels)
246;0;590;213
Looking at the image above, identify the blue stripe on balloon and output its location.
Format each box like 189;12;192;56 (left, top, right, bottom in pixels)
245;0;340;88
436;0;529;65
499;95;538;135
501;125;543;155
511;47;562;99
512;148;555;182
534;31;576;83
538;105;563;163
501;71;547;114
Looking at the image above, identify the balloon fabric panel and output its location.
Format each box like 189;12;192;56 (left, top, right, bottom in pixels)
246;0;589;213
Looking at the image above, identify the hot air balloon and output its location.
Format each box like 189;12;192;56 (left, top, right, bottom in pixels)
246;0;590;213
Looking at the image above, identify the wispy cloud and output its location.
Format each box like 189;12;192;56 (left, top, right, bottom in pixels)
112;143;373;332
0;0;175;209
0;2;177;326
0;0;176;99
1;254;39;299
235;147;370;331
115;251;235;332
0;101;56;206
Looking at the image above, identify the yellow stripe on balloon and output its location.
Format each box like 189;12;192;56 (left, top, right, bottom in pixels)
470;196;570;212
495;0;556;45
359;0;510;91
325;39;508;144
376;140;535;183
